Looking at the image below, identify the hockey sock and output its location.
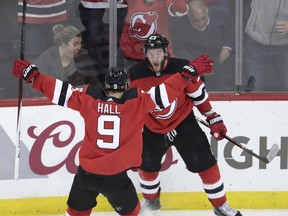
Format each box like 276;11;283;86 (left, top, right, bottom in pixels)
198;163;227;207
138;169;160;200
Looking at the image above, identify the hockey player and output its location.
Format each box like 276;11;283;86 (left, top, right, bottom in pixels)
129;33;242;216
12;57;212;216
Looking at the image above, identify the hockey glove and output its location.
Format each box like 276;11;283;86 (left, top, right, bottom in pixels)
13;59;39;83
181;54;213;83
206;112;227;141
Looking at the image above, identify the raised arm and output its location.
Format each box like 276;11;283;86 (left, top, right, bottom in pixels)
12;59;86;111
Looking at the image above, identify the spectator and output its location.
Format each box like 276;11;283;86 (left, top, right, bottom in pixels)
1;1;19;58
169;0;235;91
17;0;69;61
0;0;19;99
244;0;288;92
13;59;198;216
129;33;242;216
25;24;101;97
201;0;230;12
119;0;188;69
79;0;128;75
36;24;100;86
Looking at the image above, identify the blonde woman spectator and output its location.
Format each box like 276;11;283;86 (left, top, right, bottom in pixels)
25;24;101;97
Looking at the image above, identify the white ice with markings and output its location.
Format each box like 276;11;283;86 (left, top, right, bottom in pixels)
46;209;288;216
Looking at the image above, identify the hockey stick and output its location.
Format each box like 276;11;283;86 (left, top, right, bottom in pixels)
195;116;280;164
15;0;27;180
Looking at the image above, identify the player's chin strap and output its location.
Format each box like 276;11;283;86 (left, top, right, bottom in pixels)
195;116;280;164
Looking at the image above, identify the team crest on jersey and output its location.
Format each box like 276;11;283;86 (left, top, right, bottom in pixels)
129;12;159;40
152;99;178;119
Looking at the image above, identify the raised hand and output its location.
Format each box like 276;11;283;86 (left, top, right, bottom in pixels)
13;59;39;83
181;54;213;82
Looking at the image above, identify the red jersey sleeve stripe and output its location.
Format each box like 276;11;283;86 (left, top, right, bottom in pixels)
52;79;73;107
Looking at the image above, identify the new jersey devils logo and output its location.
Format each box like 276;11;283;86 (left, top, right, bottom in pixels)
129;12;159;40
152;99;178;119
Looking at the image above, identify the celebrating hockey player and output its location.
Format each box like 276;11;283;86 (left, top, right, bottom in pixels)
12;55;212;216
129;33;242;216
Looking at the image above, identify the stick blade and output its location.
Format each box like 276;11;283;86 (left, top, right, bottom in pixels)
265;144;280;163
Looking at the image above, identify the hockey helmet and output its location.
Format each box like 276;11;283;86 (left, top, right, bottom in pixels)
105;66;130;91
144;33;169;53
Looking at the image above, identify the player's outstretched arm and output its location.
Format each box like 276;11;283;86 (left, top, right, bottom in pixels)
145;73;189;110
13;59;85;111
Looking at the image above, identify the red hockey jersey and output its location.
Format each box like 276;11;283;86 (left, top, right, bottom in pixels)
129;58;212;134
18;0;68;24
32;72;188;175
120;0;188;60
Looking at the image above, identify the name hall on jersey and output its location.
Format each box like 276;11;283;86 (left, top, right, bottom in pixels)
97;103;120;114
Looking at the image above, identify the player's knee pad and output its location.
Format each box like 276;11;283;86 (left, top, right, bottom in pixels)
186;156;217;173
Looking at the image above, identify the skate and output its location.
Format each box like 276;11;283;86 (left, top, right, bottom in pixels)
214;202;243;216
139;198;161;216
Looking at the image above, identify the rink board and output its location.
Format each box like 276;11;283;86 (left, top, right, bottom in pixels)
0;99;288;215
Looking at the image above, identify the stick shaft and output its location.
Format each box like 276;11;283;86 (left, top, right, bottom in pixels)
195;116;277;163
15;0;27;180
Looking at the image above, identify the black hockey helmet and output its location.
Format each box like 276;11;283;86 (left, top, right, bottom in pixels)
105;66;130;91
144;33;169;53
